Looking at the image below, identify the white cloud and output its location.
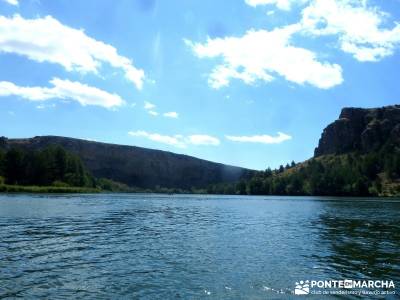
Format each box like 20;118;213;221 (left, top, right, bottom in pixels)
144;101;156;110
0;15;144;89
3;0;18;6
300;0;400;61
187;135;220;146
128;131;220;148
226;132;292;144
144;102;178;118
128;131;187;148
186;24;343;89
163;111;179;118
143;101;159;116
148;110;159;116
0;78;125;109
245;0;305;11
36;103;56;109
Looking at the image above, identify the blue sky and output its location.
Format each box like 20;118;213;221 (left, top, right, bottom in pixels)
1;0;400;170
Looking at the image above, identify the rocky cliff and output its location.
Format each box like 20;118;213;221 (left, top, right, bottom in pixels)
314;105;400;157
0;136;253;189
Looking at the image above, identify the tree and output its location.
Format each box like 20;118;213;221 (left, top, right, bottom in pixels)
4;148;25;185
236;180;247;195
264;167;273;177
1;145;93;188
248;177;264;195
0;149;5;177
53;146;68;180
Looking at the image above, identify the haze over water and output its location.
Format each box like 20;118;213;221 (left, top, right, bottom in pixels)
0;194;399;299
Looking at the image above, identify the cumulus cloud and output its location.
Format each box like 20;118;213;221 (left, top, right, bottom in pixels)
0;14;144;89
128;131;220;148
185;24;343;89
143;101;159;116
187;135;220;146
163;111;179;118
2;0;18;6
144;101;156;110
144;102;179;118
188;0;400;90
128;131;187;148
148;110;159;116
36;103;56;109
300;0;400;62
245;0;305;11
225;132;292;144
0;78;125;109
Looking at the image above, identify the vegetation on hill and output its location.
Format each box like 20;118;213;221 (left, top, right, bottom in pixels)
1;105;399;196
0;145;94;188
0;135;252;190
0;145;210;194
208;147;399;197
206;105;400;197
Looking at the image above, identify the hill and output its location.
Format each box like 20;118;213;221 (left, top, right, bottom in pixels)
0;136;253;190
208;105;400;196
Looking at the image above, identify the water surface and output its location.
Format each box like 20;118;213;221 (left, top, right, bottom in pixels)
0;194;399;299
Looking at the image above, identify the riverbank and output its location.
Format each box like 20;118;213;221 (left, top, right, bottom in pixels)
0;184;101;194
0;184;198;194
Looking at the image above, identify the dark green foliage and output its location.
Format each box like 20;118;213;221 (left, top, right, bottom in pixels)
0;149;5;177
205;145;400;196
236;180;247;195
4;148;25;185
0;145;94;188
248;177;264;195
0;184;99;193
0;136;252;190
96;178;132;192
264;167;273;177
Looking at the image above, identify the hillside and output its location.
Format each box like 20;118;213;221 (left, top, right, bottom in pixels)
208;105;400;196
0;136;253;189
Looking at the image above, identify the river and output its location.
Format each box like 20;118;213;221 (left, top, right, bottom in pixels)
0;194;399;299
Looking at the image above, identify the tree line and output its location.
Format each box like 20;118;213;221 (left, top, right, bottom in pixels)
206;144;400;197
1;143;399;196
0;145;94;188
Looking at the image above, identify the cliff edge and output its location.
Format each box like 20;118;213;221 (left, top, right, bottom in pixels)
314;105;400;157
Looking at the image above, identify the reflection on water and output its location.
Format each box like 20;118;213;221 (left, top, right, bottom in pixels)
0;194;399;299
315;214;400;280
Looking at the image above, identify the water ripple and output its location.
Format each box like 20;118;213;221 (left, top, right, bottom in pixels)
0;194;399;299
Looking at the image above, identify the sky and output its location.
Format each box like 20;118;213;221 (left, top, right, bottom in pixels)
0;0;400;170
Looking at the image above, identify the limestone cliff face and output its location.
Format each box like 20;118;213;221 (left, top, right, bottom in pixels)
0;136;253;189
314;105;400;157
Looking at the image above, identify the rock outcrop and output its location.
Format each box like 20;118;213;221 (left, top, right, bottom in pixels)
314;105;400;157
0;136;253;189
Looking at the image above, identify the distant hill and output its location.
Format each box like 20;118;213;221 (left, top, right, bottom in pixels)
207;105;400;197
0;136;253;189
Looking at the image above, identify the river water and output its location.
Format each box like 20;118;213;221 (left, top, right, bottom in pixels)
0;194;399;299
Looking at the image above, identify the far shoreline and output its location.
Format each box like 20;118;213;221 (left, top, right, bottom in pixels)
1;185;399;198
